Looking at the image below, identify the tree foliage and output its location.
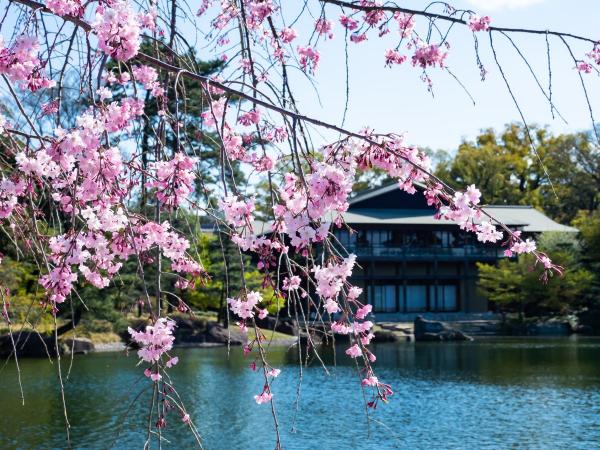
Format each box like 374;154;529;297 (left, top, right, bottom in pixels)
437;124;600;223
477;232;594;316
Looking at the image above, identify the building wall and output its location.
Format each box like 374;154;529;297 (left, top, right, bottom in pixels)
352;259;488;314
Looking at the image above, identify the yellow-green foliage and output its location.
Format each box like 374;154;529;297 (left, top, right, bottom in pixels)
0;258;53;332
477;232;594;315
182;233;279;313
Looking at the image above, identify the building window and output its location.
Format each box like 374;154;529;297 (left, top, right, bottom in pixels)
333;229;357;247
369;285;396;312
429;285;457;311
367;230;391;246
406;285;427;312
433;231;457;248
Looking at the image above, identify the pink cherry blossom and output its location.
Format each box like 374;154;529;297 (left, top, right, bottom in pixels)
411;43;447;69
0;36;55;91
297;46;320;73
576;62;593;73
132;65;163;96
315;18;334;39
148;153;196;208
361;376;379;387
267;368;281;378
166;356;179;368
228;290;263;319
587;44;600;65
279;27;297;43
150;372;162;382
355;304;372;320
324;298;340;314
394;12;415;37
128;318;176;363
476;221;503;243
385;49;407;66
220;195;255;227
345;344;362;358
339;15;359;30
93;1;141;61
282;276;301;290
468;15;492;32
46;0;83;17
254;391;273;404
510;238;537;254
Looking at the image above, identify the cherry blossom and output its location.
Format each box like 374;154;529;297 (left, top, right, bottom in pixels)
93;1;142;61
411;43;447;69
355;304;372;320
315;18;334;39
297;46;320;73
345;344;362;358
45;0;82;17
254;391;273;404
128;318;176;363
220;195;255;227
385;49;407;66
279;27;297;43
468;15;492;32
228;290;263;319
148;153;197;208
0;36;55;91
339;15;359;30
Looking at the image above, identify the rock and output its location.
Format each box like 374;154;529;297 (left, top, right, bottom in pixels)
61;338;95;355
254;316;298;336
373;329;401;342
203;323;246;345
413;316;473;342
577;309;600;335
528;320;572;336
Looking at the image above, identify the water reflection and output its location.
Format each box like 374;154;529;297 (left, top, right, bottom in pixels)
1;337;599;449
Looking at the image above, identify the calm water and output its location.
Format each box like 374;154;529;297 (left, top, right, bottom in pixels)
1;337;599;450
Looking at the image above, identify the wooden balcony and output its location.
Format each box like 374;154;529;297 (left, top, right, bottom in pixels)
342;244;503;261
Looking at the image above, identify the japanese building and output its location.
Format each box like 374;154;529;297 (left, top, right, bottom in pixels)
332;183;577;318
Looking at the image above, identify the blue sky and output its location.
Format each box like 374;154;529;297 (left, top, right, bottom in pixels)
284;0;600;151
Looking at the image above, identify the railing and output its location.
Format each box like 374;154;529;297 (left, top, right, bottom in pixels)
341;244;503;260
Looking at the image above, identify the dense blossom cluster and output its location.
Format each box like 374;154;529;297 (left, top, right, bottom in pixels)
128;318;179;381
128;318;176;363
411;43;448;69
0;36;55;91
93;1;142;61
228;290;263;320
220;195;255;227
132;65;164;96
2;89;203;310
45;0;82;17
149;154;196;208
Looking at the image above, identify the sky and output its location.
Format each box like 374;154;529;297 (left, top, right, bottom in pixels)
283;0;600;151
3;0;598;154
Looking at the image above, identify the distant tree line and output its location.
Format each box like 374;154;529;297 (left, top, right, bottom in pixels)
435;124;599;319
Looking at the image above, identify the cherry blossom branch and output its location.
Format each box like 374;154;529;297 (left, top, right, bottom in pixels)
320;0;598;44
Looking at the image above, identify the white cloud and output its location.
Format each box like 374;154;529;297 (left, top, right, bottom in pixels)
466;0;545;11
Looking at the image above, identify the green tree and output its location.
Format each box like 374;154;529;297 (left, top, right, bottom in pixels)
477;232;593;317
437;124;599;223
182;232;278;321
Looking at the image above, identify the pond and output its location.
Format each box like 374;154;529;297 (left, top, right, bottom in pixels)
1;337;599;449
